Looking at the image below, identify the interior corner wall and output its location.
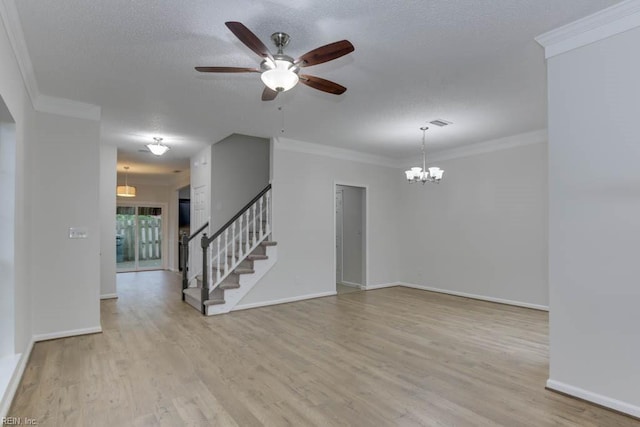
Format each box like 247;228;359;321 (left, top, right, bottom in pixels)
239;140;401;305
30;111;101;336
211;134;270;232
397;141;548;308
0;14;33;357
547;26;640;414
99;145;116;297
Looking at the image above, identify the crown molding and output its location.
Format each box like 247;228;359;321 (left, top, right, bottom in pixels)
406;129;547;165
536;0;640;59
34;95;101;121
274;137;401;168
0;0;101;121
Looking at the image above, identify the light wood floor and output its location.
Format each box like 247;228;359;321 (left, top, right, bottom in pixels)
8;271;639;426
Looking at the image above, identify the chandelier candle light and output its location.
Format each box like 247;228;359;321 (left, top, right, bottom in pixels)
147;137;170;156
404;127;444;184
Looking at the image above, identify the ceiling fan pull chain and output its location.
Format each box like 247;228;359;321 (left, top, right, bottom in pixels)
279;106;285;134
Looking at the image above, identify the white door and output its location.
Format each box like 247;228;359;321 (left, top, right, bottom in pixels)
335;188;343;284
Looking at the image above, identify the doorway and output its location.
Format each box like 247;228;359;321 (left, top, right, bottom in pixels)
335;184;367;293
116;204;166;272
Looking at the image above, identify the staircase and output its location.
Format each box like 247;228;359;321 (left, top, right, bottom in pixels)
180;184;277;315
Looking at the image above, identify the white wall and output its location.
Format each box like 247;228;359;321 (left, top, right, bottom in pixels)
337;184;366;285
211;134;270;232
546;25;640;415
30;111;101;336
0;103;16;359
99;145;116;297
397;141;549;308
240;138;401;305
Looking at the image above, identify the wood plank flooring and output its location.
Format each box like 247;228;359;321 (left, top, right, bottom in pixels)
8;271;639;426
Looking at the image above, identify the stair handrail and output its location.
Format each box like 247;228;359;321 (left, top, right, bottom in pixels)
200;183;272;314
180;221;209;301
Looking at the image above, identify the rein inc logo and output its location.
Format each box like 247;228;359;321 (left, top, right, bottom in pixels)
1;417;37;425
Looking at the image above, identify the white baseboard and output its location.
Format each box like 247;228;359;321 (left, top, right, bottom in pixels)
32;326;103;342
0;338;34;419
100;293;118;300
397;282;549;311
546;379;640;419
364;282;399;291
339;281;365;289
233;291;337;312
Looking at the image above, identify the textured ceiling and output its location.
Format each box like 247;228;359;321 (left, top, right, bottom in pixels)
15;0;619;174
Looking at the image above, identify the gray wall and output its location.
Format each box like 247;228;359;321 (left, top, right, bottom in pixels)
547;26;640;411
397;140;549;308
211;134;270;232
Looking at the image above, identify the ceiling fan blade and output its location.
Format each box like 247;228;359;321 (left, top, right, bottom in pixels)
195;66;260;73
297;40;354;67
225;21;274;62
261;87;278;101
299;75;347;95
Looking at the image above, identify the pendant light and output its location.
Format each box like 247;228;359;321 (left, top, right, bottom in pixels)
116;166;137;197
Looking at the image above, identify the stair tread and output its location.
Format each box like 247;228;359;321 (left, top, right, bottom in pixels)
183;288;225;306
261;241;277;247
219;282;240;290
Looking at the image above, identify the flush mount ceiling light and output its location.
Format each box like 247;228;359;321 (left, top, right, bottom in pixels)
404;127;444;184
146;137;169;156
116;166;137;197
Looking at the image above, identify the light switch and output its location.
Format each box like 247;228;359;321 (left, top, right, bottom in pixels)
69;227;88;239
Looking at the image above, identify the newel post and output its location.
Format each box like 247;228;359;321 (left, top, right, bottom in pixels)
181;233;189;301
201;233;209;315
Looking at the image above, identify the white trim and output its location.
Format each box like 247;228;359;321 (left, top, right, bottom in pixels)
339;281;365;289
536;0;640;59
0;0;101;120
34;95;101;121
398;282;549;311
0;338;34;419
0;0;39;106
232;291;336;311
275;137;399;168
32;326;102;342
546;379;640;419
421;129;547;164
364;282;399;291
100;293;118;300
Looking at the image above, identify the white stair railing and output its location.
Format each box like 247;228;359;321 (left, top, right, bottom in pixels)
199;185;272;314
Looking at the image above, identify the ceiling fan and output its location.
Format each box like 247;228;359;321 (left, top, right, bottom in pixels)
195;22;355;101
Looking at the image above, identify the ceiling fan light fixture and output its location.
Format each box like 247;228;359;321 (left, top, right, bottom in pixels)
261;60;299;92
146;137;170;156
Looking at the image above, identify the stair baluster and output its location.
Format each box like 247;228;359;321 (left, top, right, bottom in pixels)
245;211;250;253
231;222;236;266
266;191;271;235
252;204;257;246
224;228;229;272
259;197;264;239
216;237;221;282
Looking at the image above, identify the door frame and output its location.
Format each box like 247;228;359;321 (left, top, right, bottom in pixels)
333;182;368;289
116;201;168;272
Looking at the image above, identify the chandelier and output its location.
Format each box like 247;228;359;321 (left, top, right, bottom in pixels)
404;126;444;184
